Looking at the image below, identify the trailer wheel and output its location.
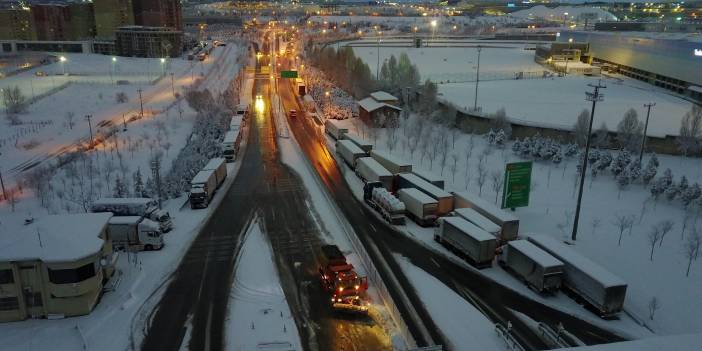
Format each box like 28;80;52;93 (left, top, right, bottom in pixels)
145;245;153;251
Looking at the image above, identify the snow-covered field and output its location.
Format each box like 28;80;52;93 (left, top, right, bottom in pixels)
225;218;302;351
329;115;702;337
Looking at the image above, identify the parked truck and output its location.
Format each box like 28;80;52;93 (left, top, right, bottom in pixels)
499;240;564;293
91;198;173;232
318;245;368;313
434;216;497;268
528;235;627;317
397;188;438;227
108;216;164;251
336;139;366;168
203;158;227;185
454;208;501;238
325;119;348;140
230;114;244;131
222;129;241;162
363;182;405;225
397;173;454;216
355;157;393;190
189;170;218;209
370;150;411;174
453;191;519;241
344;134;373;153
412;169;445;189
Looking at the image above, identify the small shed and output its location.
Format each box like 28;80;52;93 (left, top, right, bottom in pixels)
357;91;402;127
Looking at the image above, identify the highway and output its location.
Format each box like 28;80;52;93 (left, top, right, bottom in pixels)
274;39;629;350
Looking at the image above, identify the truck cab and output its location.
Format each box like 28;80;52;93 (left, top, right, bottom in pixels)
149;209;173;232
318;245;368;313
139;219;164;250
189;186;208;208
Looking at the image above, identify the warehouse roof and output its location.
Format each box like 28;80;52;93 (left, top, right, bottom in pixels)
358;97;402;113
0;213;111;263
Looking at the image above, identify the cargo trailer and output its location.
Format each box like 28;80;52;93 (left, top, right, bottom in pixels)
189;169;217;209
325;119;348;140
108;216;163;251
222;130;241;162
397;188;438;227
412;169;445;189
370;150;412;174
434;217;497;268
499;240;564;293
454;208;501;238
355;157;393;190
344;134;373;153
203;158;227;186
336;139;366;169
91;198;173;233
453;191;519;241
397;173;454;216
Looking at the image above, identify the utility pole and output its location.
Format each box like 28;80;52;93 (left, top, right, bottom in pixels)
0;168;6;201
572;81;606;241
376;33;381;80
170;73;175;97
473;46;482;112
85;114;94;148
639;102;656;164
138;88;144;118
150;158;162;209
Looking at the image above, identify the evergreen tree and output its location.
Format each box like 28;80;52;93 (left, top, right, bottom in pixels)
642;156;658;185
133;169;145;197
650;178;665;200
113;177;128;198
682;183;702;206
628;160;642;183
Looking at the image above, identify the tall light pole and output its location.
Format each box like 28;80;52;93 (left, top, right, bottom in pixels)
160;58;166;76
431;20;437;41
138;88;144;118
111;57;116;85
59;56;67;75
572;81;606;241
639;102;656;164
85;114;94;148
376;31;382;80
170;72;175;97
473;46;482;112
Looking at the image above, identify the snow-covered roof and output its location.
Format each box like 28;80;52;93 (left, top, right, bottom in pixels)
563;332;702;351
454;208;501;234
399;173;452;199
191;169;215;184
398;187;437;204
93;197;154;206
344;133;372;148
358;97;385;112
204;158;225;171
528;235;626;288
508;240;564;269
444;216;496;242
370;91;398;102
357;157;392;177
0;213;111;263
108;216;142;225
510;5;617;22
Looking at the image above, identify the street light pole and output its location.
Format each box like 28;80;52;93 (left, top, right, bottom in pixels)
572;81;606;241
639;102;656;164
138;88;144;118
170;72;175;97
376;31;382;80
473;46;482;112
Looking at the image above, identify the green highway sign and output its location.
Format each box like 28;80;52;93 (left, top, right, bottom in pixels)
280;70;298;78
502;161;532;209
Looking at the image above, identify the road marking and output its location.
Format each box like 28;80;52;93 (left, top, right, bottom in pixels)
204;302;213;351
430;257;441;268
368;223;377;232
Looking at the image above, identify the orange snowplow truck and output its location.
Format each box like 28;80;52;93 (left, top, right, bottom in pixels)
319;245;369;313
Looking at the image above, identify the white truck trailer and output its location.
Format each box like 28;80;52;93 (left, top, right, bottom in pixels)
91;198;173;232
453;191;519;241
336;139;366;169
412;169;445;189
499;240;564;293
454;208;501;238
230;114;244;131
189;169;217;209
108;216;163;251
325;119;348;140
203;158;227;186
344;134;373;153
435;216;497;268
397;173;454;216
222;129;241;162
355;157;393;190
528;235;628;317
397;188;438;227
370;150;412;174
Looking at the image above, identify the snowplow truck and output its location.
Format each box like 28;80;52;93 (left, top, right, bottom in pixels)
318;245;369;313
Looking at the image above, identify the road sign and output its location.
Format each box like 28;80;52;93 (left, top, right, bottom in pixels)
280;70;298;78
502;161;532;209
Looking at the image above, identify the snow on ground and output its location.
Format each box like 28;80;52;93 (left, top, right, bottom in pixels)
309;15;522;29
558;332;702;350
224;218;302;351
350;44;543;83
509;5;617;22
328;114;702;337
438;74;693;137
395;255;507;351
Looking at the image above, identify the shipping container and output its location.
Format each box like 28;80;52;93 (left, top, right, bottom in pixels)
397;188;438;227
336;139;366;169
453;191;519;241
454;208;501;238
203;158;227;186
325;119;348;140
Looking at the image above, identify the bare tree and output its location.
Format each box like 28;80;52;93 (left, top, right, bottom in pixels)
616;108;643;152
591;217;602;235
450;154;459;183
490;170;504;205
385;122;399;153
7;189;17;212
648;296;660;321
657;219;674;247
3;85;27;115
438;132;450;175
64;111;76;130
676;105;702;157
612;214;635;246
683;230;701;277
648;225;662;261
450;128;461;150
476;162;487;196
116;92;129;103
573;109;590;147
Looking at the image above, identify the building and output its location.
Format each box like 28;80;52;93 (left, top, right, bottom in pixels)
0;213;115;322
67;2;96;40
115;25;182;57
133;0;182;30
93;0;135;39
30;3;71;41
594;21;702;33
560;31;702;102
0;8;36;41
357;91;402;127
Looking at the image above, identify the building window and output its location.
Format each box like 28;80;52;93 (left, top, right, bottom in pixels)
48;263;96;284
0;297;19;311
24;292;43;307
0;269;13;284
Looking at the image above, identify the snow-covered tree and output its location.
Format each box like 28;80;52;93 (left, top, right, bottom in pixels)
573;109;590;147
616;170;630;198
657;219;674;247
683;230;701;276
650;178;665;200
595;151;613;171
676;105;702;157
648;225;662;261
494;129;506;147
592;122;610;148
490;108;512;139
610;150;631;176
642;156;658;186
681;183;702;206
133;169;145;197
113;177;128;198
616;108;643;152
627;160;642;183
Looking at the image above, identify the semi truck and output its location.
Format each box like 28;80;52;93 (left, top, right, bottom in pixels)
528;235;628;317
355;157;393;190
370;150;412;174
454;208;501;238
91;198;173;233
318;245;368;313
397;173;454;216
363;182;405;225
336;139;366;169
325;119;348;140
189;170;219;209
344;134;373;153
453;191;519;241
108;216;164;251
434;217;497;268
230;114;244;131
397;188;438;227
412;169;445;189
499;240;564;293
222;129;241;162
203;158;227;185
